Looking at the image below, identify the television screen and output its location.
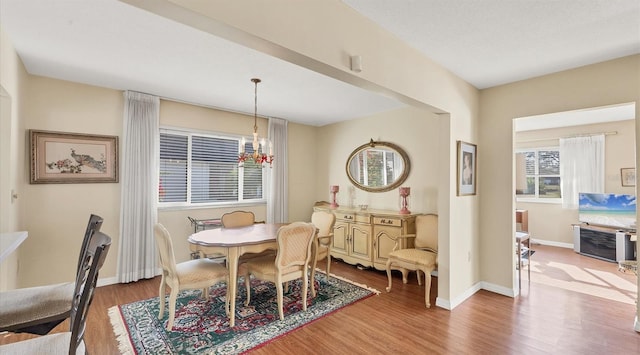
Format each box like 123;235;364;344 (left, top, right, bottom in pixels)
578;193;636;230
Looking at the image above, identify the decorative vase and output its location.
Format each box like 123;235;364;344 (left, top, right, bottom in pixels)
330;185;340;209
399;187;410;215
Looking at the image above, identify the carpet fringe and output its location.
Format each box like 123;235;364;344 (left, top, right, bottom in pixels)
315;268;381;295
108;305;136;355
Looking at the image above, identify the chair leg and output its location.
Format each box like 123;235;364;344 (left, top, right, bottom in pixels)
167;289;178;330
326;254;331;278
310;259;318;298
244;271;251;306
224;274;230;316
158;277;166;319
423;267;433;308
401;268;409;284
302;272;308;311
385;258;393;292
416;270;423;286
277;282;285;320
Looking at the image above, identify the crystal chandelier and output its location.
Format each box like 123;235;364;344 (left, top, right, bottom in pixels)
238;78;274;167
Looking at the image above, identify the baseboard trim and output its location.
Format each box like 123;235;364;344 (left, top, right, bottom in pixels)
481;281;516;298
97;267;162;288
531;238;574;249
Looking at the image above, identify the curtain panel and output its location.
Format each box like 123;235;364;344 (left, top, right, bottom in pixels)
117;91;159;283
559;134;605;209
267;117;288;223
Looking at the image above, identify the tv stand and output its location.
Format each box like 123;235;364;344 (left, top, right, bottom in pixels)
572;224;636;262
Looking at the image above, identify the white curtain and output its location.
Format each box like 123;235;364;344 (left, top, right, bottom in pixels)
267;117;288;223
560;134;605;209
117;91;159;283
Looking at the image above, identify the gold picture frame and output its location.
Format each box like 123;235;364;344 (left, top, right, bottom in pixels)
457;140;477;196
30;129;119;184
620;167;635;187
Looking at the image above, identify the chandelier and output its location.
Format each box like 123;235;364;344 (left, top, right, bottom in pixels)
238;78;274;167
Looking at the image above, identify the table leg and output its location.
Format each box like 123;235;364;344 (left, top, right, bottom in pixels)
228;247;239;327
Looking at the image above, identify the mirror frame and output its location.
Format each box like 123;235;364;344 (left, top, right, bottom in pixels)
345;139;411;192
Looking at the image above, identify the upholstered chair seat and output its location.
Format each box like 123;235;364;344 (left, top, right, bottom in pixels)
239;222;316;320
310;210;336;297
0;214;103;335
0;230;112;354
154;223;229;331
386;214;438;308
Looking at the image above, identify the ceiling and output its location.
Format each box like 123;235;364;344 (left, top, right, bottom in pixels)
1;0;638;126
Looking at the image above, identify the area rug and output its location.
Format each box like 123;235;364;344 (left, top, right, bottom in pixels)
109;272;378;354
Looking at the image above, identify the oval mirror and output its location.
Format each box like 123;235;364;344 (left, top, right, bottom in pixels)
346;139;411;192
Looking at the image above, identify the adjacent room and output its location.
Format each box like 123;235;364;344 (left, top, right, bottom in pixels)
514;103;638;305
1;1;639;354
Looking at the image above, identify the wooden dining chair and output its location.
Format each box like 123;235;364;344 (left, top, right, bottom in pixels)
0;230;111;354
310;210;336;297
221;210;258;228
221;210;273;261
385;214;438;308
239;222;316;320
0;214;104;335
154;223;229;331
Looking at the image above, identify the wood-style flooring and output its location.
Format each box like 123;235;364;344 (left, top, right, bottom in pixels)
1;244;639;354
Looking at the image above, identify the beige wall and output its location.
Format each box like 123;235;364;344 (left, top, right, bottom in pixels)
0;28;26;234
20;77;123;287
515;120;636;246
10;78;321;287
1;29;29;290
317;106;440;213
479;55;640;293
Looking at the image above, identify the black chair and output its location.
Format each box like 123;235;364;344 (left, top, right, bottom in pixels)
0;214;103;335
0;230;111;354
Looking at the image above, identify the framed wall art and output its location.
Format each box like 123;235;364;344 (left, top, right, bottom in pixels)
620;167;635;187
457;140;477;196
30;129;119;184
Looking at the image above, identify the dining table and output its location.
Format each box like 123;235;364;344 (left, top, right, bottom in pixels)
188;223;286;327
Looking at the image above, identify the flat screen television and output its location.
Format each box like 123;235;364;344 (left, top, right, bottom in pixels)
578;193;636;230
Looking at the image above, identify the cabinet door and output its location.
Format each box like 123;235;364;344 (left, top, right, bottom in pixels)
332;221;349;256
373;225;402;265
350;223;371;261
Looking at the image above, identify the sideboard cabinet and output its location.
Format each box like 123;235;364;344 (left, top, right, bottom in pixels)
314;206;416;271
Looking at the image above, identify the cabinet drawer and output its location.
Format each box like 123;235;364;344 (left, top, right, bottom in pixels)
336;213;355;222
373;217;402;227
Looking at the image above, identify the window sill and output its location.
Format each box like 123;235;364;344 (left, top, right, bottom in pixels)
516;197;562;205
158;200;267;211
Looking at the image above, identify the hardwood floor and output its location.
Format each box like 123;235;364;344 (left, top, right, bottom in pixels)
2;245;638;354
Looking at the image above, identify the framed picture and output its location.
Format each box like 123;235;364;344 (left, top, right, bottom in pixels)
457;140;477;196
620;168;635;187
30;130;118;184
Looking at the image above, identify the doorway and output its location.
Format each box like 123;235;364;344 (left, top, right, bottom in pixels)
512;102;637;304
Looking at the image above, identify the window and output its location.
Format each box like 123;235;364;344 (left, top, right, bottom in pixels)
515;148;561;200
159;129;265;206
356;149;398;187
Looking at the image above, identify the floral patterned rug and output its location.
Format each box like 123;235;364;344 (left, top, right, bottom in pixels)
109;272;378;354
